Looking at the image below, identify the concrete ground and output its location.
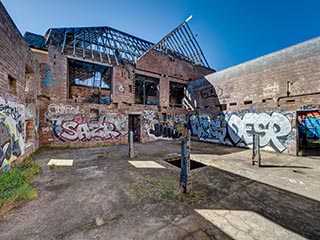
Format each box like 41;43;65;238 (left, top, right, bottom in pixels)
0;141;319;240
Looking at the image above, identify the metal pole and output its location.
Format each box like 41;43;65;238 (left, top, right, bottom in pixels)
180;139;191;193
128;131;134;159
252;134;261;166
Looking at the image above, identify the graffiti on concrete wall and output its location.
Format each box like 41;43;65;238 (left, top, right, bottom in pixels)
142;110;184;140
0;98;25;171
189;111;295;153
45;103;127;142
298;111;320;139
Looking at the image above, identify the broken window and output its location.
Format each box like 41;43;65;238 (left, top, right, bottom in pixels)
68;59;112;104
135;75;159;105
169;81;187;108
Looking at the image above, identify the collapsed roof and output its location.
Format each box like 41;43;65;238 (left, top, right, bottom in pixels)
24;32;47;50
42;16;210;68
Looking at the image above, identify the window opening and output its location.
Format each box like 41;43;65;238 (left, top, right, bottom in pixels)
135;75;159;105
25;120;35;143
25;65;34;93
216;104;227;111
169;81;187;108
68;59;112;104
8;75;17;94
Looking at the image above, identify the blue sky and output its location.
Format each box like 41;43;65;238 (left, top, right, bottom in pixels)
2;0;319;70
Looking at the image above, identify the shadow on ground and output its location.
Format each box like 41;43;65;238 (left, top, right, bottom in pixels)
0;140;318;239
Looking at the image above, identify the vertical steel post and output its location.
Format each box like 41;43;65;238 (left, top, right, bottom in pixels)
180;139;191;193
128;131;134;159
252;134;261;166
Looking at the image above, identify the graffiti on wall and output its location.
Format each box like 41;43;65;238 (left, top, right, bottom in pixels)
149;123;182;139
189;111;295;153
42;69;54;90
189;114;227;143
0;98;25;171
142;110;184;140
298;111;320;139
45;103;127;142
45;103;85;119
200;86;223;99
228;112;292;152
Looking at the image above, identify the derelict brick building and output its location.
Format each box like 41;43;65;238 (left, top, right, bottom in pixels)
1;1;319;172
0;2;213;171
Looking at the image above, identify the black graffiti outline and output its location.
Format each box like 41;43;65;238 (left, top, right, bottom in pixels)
149;123;182;139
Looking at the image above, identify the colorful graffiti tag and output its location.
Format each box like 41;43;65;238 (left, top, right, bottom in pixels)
189;111;295;153
0;98;25;171
298;111;320;139
0;121;22;171
45;104;127;142
189;114;227;143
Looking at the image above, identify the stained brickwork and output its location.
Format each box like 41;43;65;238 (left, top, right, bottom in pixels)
189;37;320;155
0;2;40;171
191;37;320;113
32;38;214;148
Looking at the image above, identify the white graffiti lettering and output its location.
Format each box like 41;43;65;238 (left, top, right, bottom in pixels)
45;103;85;119
56;121;125;142
228;112;292;152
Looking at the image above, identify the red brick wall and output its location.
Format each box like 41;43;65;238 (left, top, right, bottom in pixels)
136;49;214;81
197;37;320;113
189;37;320;155
0;2;40;171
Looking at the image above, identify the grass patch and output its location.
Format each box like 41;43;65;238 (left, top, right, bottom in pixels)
0;159;42;210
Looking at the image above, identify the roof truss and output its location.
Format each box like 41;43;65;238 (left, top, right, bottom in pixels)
45;17;210;68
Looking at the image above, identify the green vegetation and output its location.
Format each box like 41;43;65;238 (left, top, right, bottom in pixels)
0;158;42;210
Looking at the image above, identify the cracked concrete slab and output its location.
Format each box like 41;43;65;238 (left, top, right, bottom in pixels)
0;141;319;239
195;209;306;240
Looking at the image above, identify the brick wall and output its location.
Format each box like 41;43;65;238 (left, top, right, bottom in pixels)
37;44;213;147
194;37;320;113
189;37;320;155
0;2;40;171
136;49;214;81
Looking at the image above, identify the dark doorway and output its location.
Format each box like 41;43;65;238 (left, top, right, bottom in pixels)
129;115;141;142
297;110;320;156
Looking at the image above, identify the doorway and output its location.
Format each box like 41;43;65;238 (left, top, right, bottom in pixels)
297;110;320;156
129;114;141;142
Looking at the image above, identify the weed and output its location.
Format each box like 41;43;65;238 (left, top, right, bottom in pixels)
0;159;42;210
